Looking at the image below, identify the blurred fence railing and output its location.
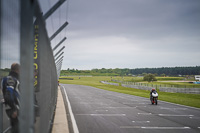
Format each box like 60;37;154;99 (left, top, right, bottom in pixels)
121;84;200;94
0;0;68;133
101;80;200;94
100;81;119;86
111;79;200;89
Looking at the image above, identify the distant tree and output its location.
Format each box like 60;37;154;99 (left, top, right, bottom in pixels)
130;66;200;76
60;66;200;76
161;73;166;77
143;73;157;82
142;73;147;76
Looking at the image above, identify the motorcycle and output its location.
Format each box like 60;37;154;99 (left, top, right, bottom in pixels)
150;91;158;105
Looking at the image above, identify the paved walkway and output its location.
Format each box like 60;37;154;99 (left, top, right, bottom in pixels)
52;86;69;133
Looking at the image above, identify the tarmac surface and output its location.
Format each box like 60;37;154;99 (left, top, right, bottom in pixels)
61;84;200;133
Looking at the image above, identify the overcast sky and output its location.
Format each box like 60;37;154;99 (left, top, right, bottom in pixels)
42;0;200;70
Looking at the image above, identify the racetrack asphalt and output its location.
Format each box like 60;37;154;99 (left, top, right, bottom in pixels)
61;84;200;133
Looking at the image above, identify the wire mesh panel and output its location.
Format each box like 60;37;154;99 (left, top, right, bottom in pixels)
1;0;62;132
34;16;58;132
0;1;2;132
39;0;68;77
0;0;20;132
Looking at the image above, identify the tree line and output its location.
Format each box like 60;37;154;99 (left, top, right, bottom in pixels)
130;66;200;76
61;66;200;76
1;66;199;77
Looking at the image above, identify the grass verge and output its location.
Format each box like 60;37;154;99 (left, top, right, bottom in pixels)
59;76;200;108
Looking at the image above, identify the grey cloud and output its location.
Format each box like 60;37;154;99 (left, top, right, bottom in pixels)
68;0;200;37
40;0;200;69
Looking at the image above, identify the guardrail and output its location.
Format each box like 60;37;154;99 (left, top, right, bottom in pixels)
101;81;200;94
100;81;119;86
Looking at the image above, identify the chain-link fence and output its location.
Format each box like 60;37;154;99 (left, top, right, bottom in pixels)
0;0;68;132
0;0;20;132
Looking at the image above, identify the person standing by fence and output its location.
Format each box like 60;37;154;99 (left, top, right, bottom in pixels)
1;63;20;133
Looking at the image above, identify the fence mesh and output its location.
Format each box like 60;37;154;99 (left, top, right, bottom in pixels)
0;0;67;132
0;0;20;132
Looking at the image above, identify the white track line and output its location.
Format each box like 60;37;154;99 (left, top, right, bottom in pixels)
138;113;152;115
95;110;108;112
99;107;133;109
62;86;79;133
158;114;193;117
132;121;150;123
75;114;126;116
120;126;191;129
141;127;191;129
160;107;187;110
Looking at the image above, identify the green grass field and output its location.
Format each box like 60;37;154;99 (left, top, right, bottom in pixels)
59;76;200;108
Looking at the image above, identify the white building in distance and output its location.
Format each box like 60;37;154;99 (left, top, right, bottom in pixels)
195;75;200;81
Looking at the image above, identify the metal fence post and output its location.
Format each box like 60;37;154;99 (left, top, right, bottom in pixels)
43;0;66;20
55;52;64;61
0;102;2;133
53;37;66;51
55;56;64;65
20;0;34;133
50;22;68;41
0;0;2;131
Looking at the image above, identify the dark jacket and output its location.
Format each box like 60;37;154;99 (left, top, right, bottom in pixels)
2;71;20;110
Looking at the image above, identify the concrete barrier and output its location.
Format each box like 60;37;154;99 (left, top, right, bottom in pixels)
121;84;154;91
100;81;119;86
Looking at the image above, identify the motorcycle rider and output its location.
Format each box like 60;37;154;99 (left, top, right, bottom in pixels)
1;63;20;133
150;88;156;101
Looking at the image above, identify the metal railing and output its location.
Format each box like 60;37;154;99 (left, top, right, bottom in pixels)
107;80;200;94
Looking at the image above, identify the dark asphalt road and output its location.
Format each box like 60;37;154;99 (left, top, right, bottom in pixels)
61;84;200;133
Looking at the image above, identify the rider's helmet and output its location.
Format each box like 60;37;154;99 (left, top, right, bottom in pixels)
152;88;155;91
